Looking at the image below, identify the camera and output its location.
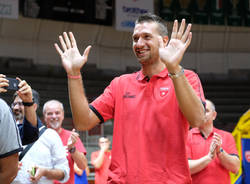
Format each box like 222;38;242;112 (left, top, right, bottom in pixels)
6;77;19;91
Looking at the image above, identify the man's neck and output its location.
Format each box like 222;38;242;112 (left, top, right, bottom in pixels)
199;122;213;138
16;119;24;125
56;127;62;134
141;61;166;78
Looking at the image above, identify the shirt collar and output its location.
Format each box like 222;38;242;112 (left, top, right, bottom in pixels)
193;127;216;138
136;68;169;82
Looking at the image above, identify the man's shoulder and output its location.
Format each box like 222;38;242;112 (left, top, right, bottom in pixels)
214;127;233;137
184;69;199;79
0;98;10;114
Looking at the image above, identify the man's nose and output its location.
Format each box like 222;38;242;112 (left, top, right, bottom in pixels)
136;37;145;47
52;113;57;118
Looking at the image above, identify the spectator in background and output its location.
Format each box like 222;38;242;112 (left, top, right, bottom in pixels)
74;162;89;184
12;128;70;184
54;13;206;183
0;98;23;183
186;99;240;184
91;137;111;184
43;100;88;184
0;74;43;145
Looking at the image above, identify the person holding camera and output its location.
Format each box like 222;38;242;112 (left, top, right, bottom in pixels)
0;74;42;145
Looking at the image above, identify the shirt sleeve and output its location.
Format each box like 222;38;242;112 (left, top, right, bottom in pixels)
185;70;206;105
19;117;39;145
90;77;118;122
223;132;239;156
0;98;23;158
48;129;70;183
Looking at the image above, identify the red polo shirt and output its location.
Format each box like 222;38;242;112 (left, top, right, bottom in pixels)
91;150;112;184
186;127;238;184
91;68;205;184
54;128;87;184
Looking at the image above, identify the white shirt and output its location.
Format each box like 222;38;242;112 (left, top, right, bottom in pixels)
12;128;70;184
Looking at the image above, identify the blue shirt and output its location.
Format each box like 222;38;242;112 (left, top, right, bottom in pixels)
75;170;88;184
18;117;43;145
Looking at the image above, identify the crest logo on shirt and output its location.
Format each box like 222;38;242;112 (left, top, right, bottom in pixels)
159;87;169;97
245;151;250;163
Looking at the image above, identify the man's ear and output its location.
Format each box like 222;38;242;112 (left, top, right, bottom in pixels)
163;36;169;47
212;111;217;120
34;103;38;111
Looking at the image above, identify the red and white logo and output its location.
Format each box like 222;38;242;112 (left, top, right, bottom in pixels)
245;151;250;163
160;87;169;97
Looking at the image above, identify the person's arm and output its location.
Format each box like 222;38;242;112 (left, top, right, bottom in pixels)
91;141;109;169
188;155;212;175
91;150;106;169
0;153;19;183
188;139;217;174
20;118;39;145
217;149;240;174
214;132;240;174
30;167;65;182
17;78;37;127
71;150;88;170
54;32;100;130
67;129;88;170
74;162;83;176
159;19;205;127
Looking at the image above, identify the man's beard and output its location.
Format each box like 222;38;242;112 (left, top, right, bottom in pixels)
13;112;24;122
49;121;61;130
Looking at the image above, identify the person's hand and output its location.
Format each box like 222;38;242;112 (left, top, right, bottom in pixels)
213;132;223;154
16;77;33;103
159;19;192;73
29;166;46;182
67;129;79;150
100;142;109;152
54;32;92;76
208;140;217;159
0;74;9;93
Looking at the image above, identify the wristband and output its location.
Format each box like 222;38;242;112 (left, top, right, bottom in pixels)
217;147;224;155
168;66;184;79
69;146;76;154
67;74;81;79
23;101;34;106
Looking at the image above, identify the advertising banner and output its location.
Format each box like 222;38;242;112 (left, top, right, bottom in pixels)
115;0;154;32
0;0;18;19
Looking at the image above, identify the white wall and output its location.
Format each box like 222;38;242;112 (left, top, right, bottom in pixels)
0;15;249;74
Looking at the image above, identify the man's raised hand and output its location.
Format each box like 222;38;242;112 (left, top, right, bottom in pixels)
159;19;192;74
54;32;92;75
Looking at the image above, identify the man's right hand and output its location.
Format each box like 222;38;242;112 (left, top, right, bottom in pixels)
16;78;33;103
208;140;217;159
54;32;92;76
100;142;109;152
0;74;9;93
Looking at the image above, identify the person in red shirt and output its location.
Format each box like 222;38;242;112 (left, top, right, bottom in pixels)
91;137;111;184
43;100;88;184
186;99;240;184
54;13;206;183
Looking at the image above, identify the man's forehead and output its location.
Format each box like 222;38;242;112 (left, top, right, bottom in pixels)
133;22;158;35
46;106;63;113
